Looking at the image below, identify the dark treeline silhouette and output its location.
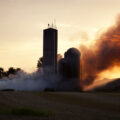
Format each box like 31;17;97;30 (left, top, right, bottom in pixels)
0;67;21;79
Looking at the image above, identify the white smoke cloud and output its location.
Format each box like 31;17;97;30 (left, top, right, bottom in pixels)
0;70;59;91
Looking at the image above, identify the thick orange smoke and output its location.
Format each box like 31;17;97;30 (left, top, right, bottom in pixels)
80;15;120;87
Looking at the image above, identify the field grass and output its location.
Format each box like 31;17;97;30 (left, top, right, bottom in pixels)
35;92;120;113
0;91;120;120
0;107;56;117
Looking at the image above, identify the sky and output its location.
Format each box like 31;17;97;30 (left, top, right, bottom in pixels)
0;0;120;72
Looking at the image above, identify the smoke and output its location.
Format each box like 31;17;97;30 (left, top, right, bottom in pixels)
0;69;60;91
80;15;120;86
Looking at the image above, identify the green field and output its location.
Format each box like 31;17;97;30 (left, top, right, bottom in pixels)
0;91;120;120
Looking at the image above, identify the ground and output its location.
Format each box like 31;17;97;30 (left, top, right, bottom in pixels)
0;91;120;120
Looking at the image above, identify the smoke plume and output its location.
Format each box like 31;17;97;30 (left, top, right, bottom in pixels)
0;70;60;91
80;15;120;86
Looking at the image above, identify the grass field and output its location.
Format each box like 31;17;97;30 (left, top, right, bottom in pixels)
0;91;120;120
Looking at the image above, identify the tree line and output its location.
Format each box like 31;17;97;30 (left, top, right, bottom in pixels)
0;67;21;79
0;57;43;79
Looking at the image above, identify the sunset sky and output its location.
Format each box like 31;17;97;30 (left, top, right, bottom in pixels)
0;0;120;72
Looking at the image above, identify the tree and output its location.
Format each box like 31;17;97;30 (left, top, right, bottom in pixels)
16;68;21;72
0;67;4;79
37;57;43;69
0;67;22;79
7;67;21;76
7;67;16;75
